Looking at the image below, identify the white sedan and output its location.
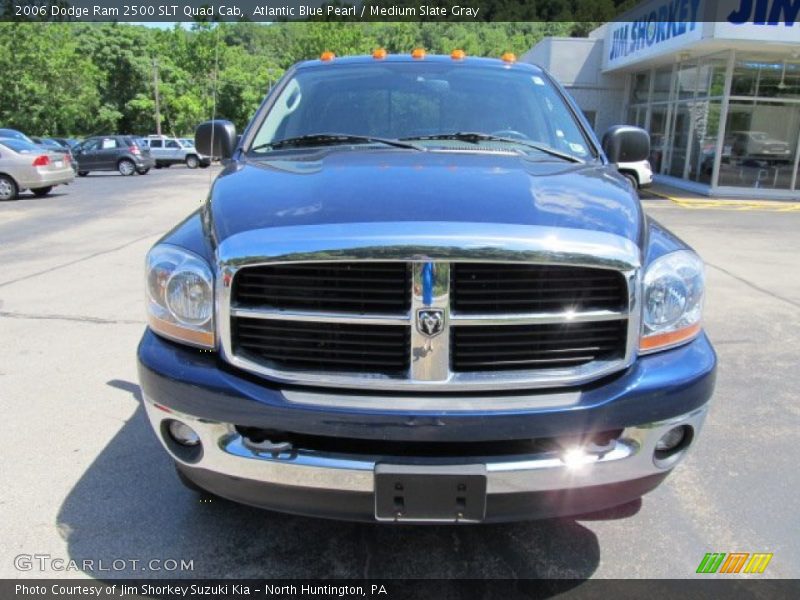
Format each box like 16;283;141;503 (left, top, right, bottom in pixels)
0;137;74;200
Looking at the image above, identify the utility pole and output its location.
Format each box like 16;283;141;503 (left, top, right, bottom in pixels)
152;58;162;136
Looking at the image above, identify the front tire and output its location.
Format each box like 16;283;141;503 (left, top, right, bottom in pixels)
622;172;639;190
78;171;89;177
0;175;18;201
185;155;199;169
31;186;54;197
118;159;136;176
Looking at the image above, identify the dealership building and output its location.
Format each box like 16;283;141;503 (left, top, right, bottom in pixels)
523;0;800;199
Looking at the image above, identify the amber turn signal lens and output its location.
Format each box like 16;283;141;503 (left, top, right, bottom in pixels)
372;48;387;59
148;314;215;348
411;48;426;59
320;51;335;61
451;49;466;60
501;52;517;63
639;322;701;352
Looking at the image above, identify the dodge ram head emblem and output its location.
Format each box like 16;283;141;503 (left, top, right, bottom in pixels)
417;309;445;337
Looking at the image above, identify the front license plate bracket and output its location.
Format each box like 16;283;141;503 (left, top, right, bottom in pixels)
374;463;487;523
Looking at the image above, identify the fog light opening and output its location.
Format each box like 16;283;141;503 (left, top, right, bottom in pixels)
168;420;200;447
161;419;203;463
654;425;693;464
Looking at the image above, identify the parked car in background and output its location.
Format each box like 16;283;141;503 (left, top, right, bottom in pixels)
51;137;80;149
0;137;74;200
0;128;34;144
617;159;653;189
179;138;213;165
72;135;154;176
729;131;792;161
31;136;78;174
144;134;210;169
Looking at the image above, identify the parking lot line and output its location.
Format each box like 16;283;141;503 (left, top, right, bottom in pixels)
643;190;800;211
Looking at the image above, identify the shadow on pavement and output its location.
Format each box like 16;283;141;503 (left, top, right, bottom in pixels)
55;380;641;583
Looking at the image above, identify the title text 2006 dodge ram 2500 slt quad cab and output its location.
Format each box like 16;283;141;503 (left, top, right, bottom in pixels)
138;52;716;523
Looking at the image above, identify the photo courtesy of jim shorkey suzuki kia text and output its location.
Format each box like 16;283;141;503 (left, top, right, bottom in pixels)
14;584;390;597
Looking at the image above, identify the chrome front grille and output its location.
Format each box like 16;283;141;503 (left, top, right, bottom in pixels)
218;222;641;392
233;318;410;373
234;262;411;313
451;320;628;372
451;263;628;313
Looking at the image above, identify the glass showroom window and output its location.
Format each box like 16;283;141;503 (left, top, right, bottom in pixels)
718;56;800;191
688;100;722;185
718;100;800;190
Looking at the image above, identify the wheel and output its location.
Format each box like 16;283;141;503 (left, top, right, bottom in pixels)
117;159;136;176
0;175;18;201
136;168;150;175
31;186;53;197
185;155;200;169
78;171;89;177
622;172;639;190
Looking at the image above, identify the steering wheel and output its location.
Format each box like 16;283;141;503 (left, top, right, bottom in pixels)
490;129;529;141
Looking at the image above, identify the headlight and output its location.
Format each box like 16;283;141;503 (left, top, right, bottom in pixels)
640;250;704;353
146;244;214;348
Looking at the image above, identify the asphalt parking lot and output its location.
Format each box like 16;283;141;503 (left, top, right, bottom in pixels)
1;168;798;581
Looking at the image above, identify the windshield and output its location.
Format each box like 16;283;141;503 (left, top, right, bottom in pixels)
250;62;594;160
179;139;194;148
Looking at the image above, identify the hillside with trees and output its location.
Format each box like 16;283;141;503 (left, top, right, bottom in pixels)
0;19;621;137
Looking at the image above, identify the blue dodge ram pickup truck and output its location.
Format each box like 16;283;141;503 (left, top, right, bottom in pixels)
138;52;716;523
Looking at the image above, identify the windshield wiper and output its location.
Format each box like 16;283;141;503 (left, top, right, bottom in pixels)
400;132;584;163
250;133;425;153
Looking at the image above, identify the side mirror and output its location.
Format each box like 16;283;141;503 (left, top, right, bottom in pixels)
601;125;650;163
195;120;237;159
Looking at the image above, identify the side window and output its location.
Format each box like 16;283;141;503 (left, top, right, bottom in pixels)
101;138;117;150
582;110;597;130
166;140;180;149
150;139;163;148
82;139;100;151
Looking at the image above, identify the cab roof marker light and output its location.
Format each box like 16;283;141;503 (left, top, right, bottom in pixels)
451;49;466;60
411;48;426;59
320;51;335;62
372;48;387;60
501;52;517;63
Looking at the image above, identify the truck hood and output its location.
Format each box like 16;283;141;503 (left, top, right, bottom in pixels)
207;150;643;246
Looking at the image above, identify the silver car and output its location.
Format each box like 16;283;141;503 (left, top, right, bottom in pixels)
0;138;74;200
145;135;211;169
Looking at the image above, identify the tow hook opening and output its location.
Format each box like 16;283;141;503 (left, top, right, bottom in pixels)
237;426;295;458
557;429;623;466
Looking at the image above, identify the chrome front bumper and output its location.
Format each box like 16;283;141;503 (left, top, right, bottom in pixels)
144;395;707;504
